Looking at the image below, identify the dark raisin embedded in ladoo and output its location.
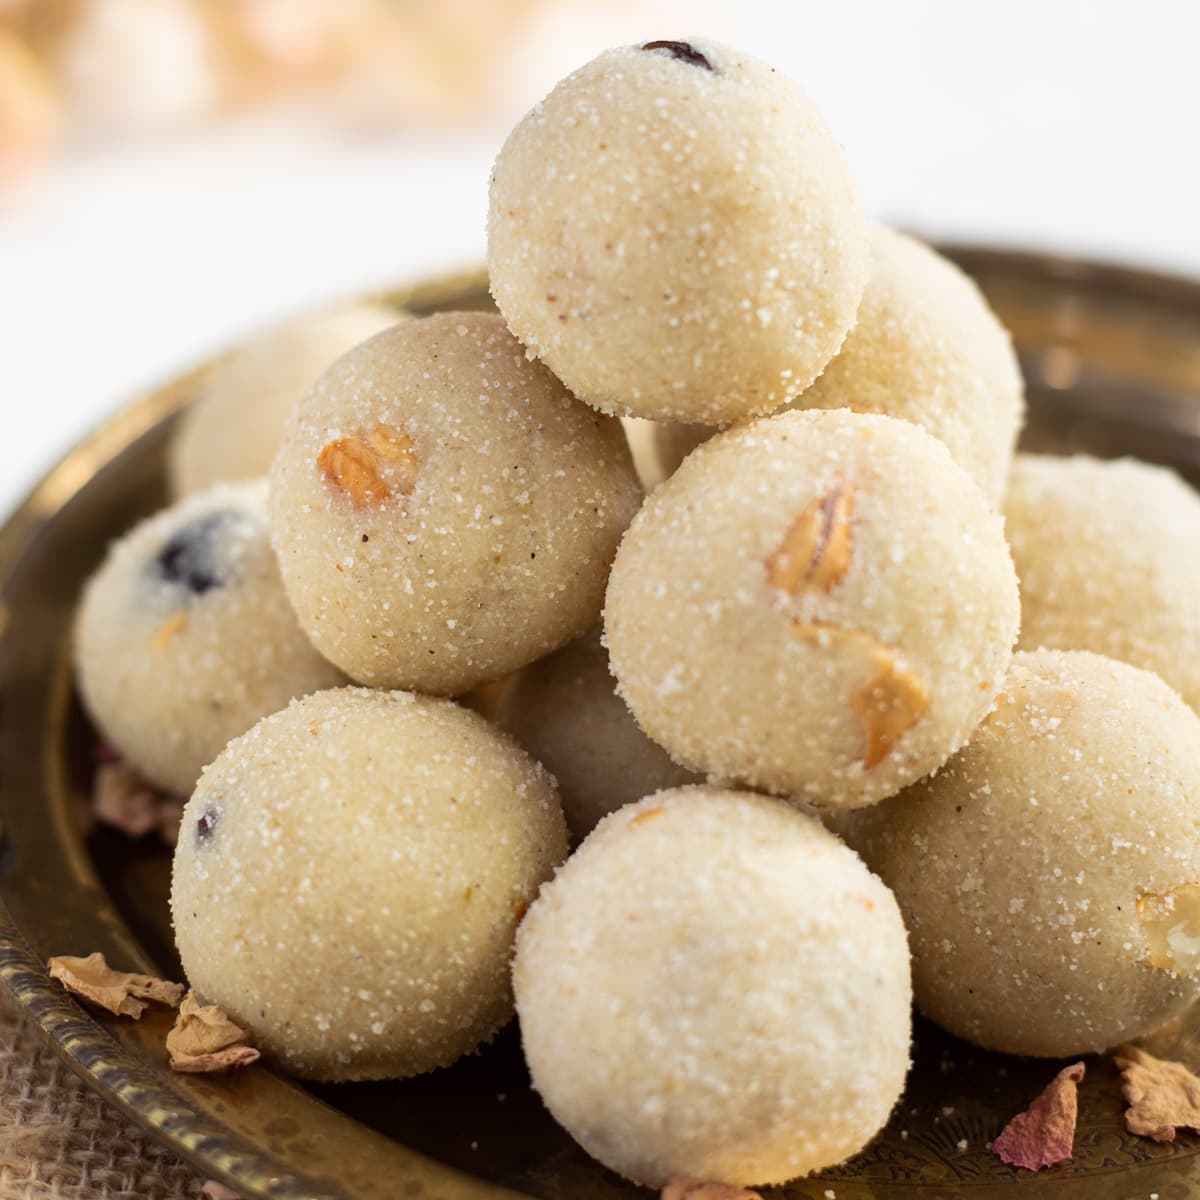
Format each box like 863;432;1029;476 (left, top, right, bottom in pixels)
641;40;715;71
195;807;219;844
153;511;238;595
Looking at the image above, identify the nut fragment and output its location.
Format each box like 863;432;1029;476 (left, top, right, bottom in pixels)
167;992;261;1073
317;423;417;508
629;806;666;827
1114;1044;1200;1142
152;610;189;651
1137;883;1200;970
792;622;930;767
853;641;932;769
48;952;184;1018
766;480;854;594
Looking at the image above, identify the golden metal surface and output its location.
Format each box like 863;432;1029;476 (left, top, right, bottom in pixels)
3;253;1200;1199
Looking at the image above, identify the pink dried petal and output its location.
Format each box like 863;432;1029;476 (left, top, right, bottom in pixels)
991;1061;1085;1171
92;761;163;838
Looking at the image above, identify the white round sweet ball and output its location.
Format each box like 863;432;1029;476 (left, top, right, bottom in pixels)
778;227;1024;503
650;228;1025;504
843;649;1200;1057
57;0;218;140
268;311;643;695
1006;453;1200;711
514;786;911;1187
170;301;400;498
605;408;1019;809
488;39;868;424
74;481;343;795
496;628;698;841
171;687;568;1081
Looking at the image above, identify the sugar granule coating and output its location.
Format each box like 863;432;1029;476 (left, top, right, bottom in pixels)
840;650;1200;1057
268;312;643;695
169;302;400;498
171;687;568;1082
604;409;1019;809
514;787;911;1187
497;627;699;842
487;39;868;424
1006;454;1200;711
652;228;1024;503
74;481;343;796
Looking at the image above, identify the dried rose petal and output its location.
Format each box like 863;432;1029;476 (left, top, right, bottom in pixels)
990;1061;1085;1170
167;992;261;1074
201;1182;242;1200
1114;1044;1200;1142
92;761;164;838
91;758;185;845
172;1045;261;1074
93;742;121;765
661;1180;761;1200
48;952;184;1018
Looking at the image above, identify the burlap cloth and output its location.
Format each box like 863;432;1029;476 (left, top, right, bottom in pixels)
0;983;208;1200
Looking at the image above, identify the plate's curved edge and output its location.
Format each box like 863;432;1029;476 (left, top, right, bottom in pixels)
0;263;494;573
376;264;491;315
931;240;1200;311
0;900;344;1200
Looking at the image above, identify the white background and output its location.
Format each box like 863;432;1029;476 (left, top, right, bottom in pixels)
2;0;1199;518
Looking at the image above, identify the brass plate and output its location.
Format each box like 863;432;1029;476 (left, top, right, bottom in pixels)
2;252;1200;1200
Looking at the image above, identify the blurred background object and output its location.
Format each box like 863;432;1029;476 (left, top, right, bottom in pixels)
1;0;1199;516
4;0;543;150
1;0;591;172
0;23;60;190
